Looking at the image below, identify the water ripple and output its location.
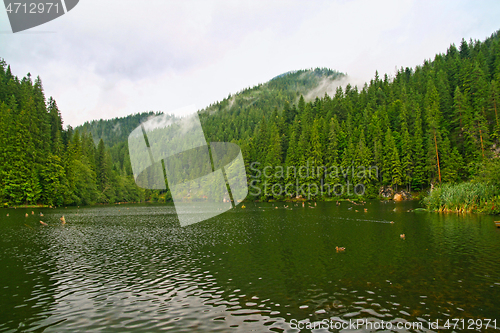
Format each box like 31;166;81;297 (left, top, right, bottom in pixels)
0;203;500;332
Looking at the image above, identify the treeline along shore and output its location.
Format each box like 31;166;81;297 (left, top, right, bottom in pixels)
2;30;500;213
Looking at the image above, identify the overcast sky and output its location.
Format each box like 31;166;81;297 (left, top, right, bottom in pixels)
1;0;499;127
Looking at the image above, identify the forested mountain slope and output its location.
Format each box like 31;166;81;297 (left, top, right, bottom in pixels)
77;68;344;144
199;31;500;201
1;30;500;206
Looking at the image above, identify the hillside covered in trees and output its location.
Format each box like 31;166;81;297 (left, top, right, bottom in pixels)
1;30;500;209
201;31;500;206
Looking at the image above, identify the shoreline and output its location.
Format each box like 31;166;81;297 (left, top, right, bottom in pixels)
2;197;419;209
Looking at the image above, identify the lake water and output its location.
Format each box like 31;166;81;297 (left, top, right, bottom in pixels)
1;201;500;332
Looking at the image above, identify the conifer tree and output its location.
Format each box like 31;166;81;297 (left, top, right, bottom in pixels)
489;80;500;139
425;79;443;183
412;107;426;190
400;119;413;191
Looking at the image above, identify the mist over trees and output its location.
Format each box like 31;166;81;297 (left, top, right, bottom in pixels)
200;31;500;200
1;30;500;206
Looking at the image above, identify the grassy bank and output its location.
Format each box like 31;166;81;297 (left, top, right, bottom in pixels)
423;182;500;214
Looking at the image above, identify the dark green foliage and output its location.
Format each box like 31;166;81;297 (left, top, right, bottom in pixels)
194;31;500;200
0;60;145;206
78;111;160;147
2;30;500;205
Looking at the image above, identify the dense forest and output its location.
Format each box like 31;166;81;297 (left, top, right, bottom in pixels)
1;30;500;210
0;64;146;206
200;31;500;209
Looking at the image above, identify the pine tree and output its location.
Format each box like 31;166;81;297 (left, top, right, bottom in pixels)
489;80;500;140
440;136;463;183
412;107;426;190
48;97;63;154
400;119;413;191
310;119;323;176
96;138;109;193
353;129;373;185
383;128;402;188
459;38;470;60
425;79;443;183
325;116;339;166
452;86;467;146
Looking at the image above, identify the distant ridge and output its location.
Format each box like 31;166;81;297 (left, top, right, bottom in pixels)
77;68;346;144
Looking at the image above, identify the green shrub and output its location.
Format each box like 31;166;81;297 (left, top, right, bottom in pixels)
423;182;498;213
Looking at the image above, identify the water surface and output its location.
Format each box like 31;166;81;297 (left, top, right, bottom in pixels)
1;201;500;332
